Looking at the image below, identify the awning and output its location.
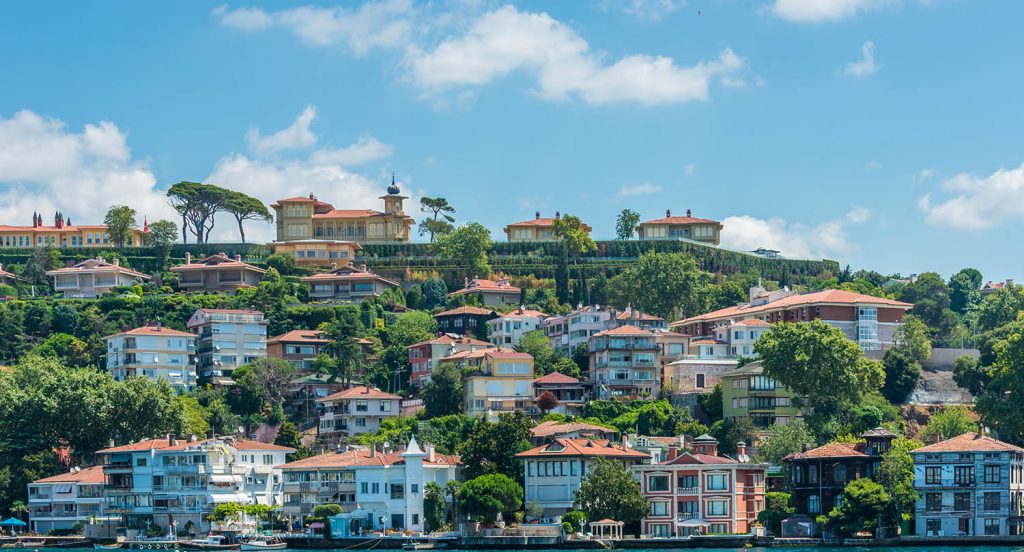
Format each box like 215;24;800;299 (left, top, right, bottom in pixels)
679;518;710;527
255;496;269;505
209;474;241;484
209;493;246;503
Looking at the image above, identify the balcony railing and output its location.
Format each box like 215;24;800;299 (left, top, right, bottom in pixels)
676;513;698;521
677;487;700;495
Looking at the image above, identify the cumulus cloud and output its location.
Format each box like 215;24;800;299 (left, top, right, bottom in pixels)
918;163;1024;230
842;40;878;77
846;206;872;223
770;0;888;23
407;6;744;105
246;105;318;156
310;135;394;166
213;0;414;55
608;0;685;22
0;110;176;231
617;182;663;196
721;208;871;260
865;160;882;170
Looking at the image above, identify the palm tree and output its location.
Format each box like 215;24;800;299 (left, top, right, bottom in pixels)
10;500;28;521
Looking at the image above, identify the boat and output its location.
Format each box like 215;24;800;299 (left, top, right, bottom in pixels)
20;540;46;548
94;544;123;551
239;540;286;551
183;536;238;551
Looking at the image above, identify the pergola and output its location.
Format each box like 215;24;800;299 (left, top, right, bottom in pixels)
590;519;624;540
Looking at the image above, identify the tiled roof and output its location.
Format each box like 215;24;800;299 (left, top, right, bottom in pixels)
615;309;665;322
785;442;866;461
349;451;461;467
313;209;383;219
274;196;318;203
691;339;728;345
497;308;547;319
912;432;1024;454
593;325;653;337
104;325;194;339
665;452;739;465
435;306;496;317
269;330;330;345
300;264;398;286
534;372;581;385
517;438;649;459
410;334;492;348
277;449;373;469
640;215;720;226
724;361;764;377
674;289;913;326
531;421;615;438
170;253;265;273
46;258;150;279
33;465;106;484
732;319;770;327
97;437;293;454
449;278;521;296
317;385;401;402
442;348;533;362
506;217;592;231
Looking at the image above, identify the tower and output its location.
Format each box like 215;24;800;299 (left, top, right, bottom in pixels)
381;173;406;216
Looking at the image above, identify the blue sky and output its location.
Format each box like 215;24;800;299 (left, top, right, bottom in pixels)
1;0;1022;281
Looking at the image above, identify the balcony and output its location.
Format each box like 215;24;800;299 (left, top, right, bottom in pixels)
677;487;700;495
676;513;698;521
104;462;133;472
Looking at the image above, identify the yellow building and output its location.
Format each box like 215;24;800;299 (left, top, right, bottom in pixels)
268;240;361;266
504;212;592;242
270;179;414;244
637;209;723;245
0;212;147;248
441;348;536;418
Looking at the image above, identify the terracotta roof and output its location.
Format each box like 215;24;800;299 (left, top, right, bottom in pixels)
231;440;296;452
496;308;547;319
170;253;265;273
517;438;649;459
615;309;665;322
46;258;150;279
640;214;721;226
674;289;914;326
350;451;461;467
442;348;533;362
97;437;292;454
691;339;728;345
277;449;373;469
530;421;615;438
534;372;581;385
785;442;866;461
409;334;492;348
33;465;106;484
269;330;331;345
593;325;653;337
317;385;401;402
313;209;383;219
732;319;770;327
300;264;398;286
665;452;738;465
913;432;1024;454
505;217;592;231
273;196;318;204
104;325;194;339
435;306;496;317
449;278;521;296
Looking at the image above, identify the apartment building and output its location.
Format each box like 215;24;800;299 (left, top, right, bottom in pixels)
316;386;401;443
47;257;151;298
912;430;1024;537
171;252;265;293
97;435;293;535
433;306;498;339
408;334;493;388
487;307;547;347
609;306;669;331
301;263;400;303
504;212;592;242
634;436;767;537
278;448;372;526
529;421;617;446
0;211;146;248
589;326;660;400
267;329;331;372
672;285;913;352
532;372;588;416
447;276;522;308
104;324;197;391
268;240;361;267
441;348;535;417
517;438;648;517
637;209;723;245
270;180;414;245
720;362;801;428
663;358;738;395
542;305;613;354
785;428;896;518
187;308;267;381
28;466;114;534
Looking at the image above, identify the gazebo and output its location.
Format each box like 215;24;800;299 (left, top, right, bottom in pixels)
589;519;624;540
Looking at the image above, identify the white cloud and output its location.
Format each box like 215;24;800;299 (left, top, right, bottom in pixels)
919;163;1024;230
612;0;685;22
214;0;414;55
842;41;878;77
310;135;394;166
617;182;663;196
684;163;696;176
913;168;936;184
0;110;176;232
720;211;868;260
246;106;318;156
771;0;888;23
406;5;745;105
865;160;882;170
846;206;872;223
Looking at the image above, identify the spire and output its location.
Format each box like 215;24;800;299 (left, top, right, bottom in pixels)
143;216;149;232
387;172;401;195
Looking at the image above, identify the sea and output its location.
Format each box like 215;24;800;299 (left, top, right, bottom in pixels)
10;548;1024;552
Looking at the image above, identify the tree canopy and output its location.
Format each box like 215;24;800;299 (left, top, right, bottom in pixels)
432;223;492;279
103;205;137;249
574;458;647;525
615;209;640;240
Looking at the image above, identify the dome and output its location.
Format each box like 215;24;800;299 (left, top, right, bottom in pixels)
387;173;401;195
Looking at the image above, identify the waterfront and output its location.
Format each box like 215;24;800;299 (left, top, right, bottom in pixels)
6;548;1024;552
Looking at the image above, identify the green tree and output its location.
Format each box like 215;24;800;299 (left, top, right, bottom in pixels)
615;209;641;240
29;333;92;368
421;363;465;418
103;205;138;249
757;492;795;534
457;474;523;523
432;223;492;278
972;322;1024;443
234;358;296;414
607;252;712;319
516;330;555;374
459;411;534;480
952;355;988;396
825;479;891;536
574;458;647;524
166;181;230;244
223;191;273;244
562;510;587;533
423;482;447;532
419;197;456;243
876;436;921;521
949;268;983;314
421;278;448;310
146;219;178;266
756;420;816;466
898;272;957;340
922;406;976;442
22;246;61;285
386;310;437;348
322;311;365;385
976;285;1024;333
553;214;597;304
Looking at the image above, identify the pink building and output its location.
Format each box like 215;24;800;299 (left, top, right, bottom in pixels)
407;334;493;387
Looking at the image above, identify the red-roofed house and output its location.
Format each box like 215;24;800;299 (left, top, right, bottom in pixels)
912;429;1024;537
0;263;23;286
589;325;660;400
28;466;115;534
46;257;151;298
448;276;521;308
301;262;399;303
433;305;498;338
633;435;768;537
267;329;331;372
609;306;668;331
637;209;723;245
441;348;536;417
408;334;494;388
171;252;266;292
529;420;616;444
517;437;649;516
0;210;147;249
270;181;414;245
532;372;588;415
504;212;592;242
104;324;197;391
488;307;547;347
316;386;401;443
268;239;361;267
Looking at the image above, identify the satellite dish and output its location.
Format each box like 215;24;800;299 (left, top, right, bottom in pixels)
237;426;245;435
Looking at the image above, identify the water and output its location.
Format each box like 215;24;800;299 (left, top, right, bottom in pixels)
9;548;1024;552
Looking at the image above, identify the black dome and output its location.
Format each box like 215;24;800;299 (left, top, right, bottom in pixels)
387;173;400;195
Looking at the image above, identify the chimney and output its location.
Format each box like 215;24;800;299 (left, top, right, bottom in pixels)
802;443;810;453
359;264;367;272
667;445;679;462
235;254;242;262
686;209;692;217
184;252;192;264
978;422;986;438
112;258;120;266
167;433;176;446
108;439;115;448
666;209;671;218
932;433;941;444
621;433;630;449
464;277;469;288
190;434;198;442
736;441;749;463
694;437;718;457
426;444;436;463
535;211;540;219
371;443;377;458
555;211;561;219
309;193;316;200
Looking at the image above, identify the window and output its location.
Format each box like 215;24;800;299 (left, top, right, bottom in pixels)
137;458;147;467
696;373;705;388
361;482;368;494
926;493;942;512
985;518;1000;535
985;465;1001;484
649;476;670;492
371;483;379;494
808;495;820;514
355;418;366;427
954;492;971;511
411;484;418;494
926;519;941;535
984;492;1000;511
412;514;419;526
356;400;368;412
834;465;847;484
649;501;669;516
706;474;728;491
954;466;975;485
706;500;728;516
926;466;942;485
380;401;392;412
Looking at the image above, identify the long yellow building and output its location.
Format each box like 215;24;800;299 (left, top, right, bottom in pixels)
0;212;147;248
270;180;415;245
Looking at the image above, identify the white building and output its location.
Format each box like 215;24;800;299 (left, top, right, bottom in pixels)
98;435;293;535
488;307;546;348
104;324;197;391
542;305;614;354
316;386;401;444
28;466;115;533
351;437;462;532
46;257;151;298
187;308;267;382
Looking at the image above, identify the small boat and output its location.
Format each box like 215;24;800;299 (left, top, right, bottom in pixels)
95;544;123;551
20;540;46;548
183;536;237;551
239;540;285;551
